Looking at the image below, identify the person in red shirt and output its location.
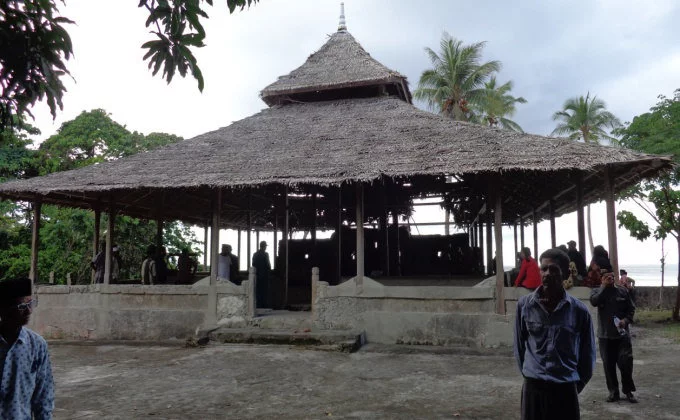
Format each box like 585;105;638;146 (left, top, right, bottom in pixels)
514;247;541;289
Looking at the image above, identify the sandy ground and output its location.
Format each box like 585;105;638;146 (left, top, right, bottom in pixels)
50;325;680;420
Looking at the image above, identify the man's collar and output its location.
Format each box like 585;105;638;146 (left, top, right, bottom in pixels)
0;326;27;345
530;286;569;308
16;327;28;344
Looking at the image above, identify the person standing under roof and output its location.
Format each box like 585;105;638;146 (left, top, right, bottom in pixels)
514;247;541;289
584;245;613;288
567;240;587;279
590;271;638;403
0;278;54;419
218;244;239;283
91;242;106;284
514;248;596;420
252;241;272;308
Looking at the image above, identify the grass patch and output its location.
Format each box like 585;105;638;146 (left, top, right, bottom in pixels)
636;310;680;343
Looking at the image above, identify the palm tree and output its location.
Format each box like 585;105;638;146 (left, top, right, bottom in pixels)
551;93;622;142
551;93;622;255
474;76;527;132
414;33;501;122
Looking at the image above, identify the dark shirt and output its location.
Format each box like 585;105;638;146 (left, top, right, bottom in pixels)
567;249;587;277
589;285;635;339
252;250;271;280
514;288;596;392
154;256;168;284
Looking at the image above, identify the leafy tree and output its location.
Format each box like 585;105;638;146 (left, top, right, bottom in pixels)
414;33;502;121
0;0;259;131
473;76;527;132
615;89;680;320
551;93;623;255
0;109;201;283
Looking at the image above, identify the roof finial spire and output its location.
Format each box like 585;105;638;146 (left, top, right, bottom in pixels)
338;3;347;32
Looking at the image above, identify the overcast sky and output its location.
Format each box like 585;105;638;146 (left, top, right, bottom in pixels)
26;0;680;268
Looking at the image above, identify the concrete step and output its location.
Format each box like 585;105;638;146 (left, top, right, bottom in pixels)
249;310;314;330
209;327;366;353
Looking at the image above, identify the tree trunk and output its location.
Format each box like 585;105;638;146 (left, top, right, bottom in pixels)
674;236;680;321
587;204;595;255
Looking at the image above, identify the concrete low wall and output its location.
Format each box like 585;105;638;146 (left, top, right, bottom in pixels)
633;286;678;310
32;282;248;340
313;276;510;347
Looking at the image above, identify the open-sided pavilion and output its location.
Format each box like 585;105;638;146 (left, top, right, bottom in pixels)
0;8;672;344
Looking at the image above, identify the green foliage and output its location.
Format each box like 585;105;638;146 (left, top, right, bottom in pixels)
551;92;622;143
0;0;74;130
473;76;527;132
614;89;680;319
414;33;502;121
616;210;651;241
138;0;259;91
0;108;201;283
0;0;258;131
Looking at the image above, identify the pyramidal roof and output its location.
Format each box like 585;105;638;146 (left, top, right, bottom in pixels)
260;7;409;105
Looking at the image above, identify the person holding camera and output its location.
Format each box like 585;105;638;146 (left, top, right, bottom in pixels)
589;271;638;403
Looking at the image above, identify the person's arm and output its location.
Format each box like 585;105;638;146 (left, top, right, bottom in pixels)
514;260;527;287
577;308;596;393
150;260;156;285
513;299;526;374
31;342;55;420
589;284;606;306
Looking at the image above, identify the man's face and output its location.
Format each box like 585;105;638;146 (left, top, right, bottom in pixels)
225;246;232;255
0;296;33;327
539;257;563;294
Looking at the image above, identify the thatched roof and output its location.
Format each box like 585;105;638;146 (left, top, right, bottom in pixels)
0;96;671;227
260;30;410;105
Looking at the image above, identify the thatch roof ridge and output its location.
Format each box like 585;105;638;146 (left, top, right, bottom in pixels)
0;96;670;196
260;31;407;103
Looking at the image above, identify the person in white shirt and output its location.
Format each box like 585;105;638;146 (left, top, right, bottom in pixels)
217;244;239;282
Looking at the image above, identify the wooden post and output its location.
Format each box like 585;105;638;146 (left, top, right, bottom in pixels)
393;212;401;276
532;208;538;260
356;183;365;288
210;192;221;285
104;205;115;285
381;182;389;276
337;186;343;283
494;191;505;314
273;214;278;269
605;167;619;280
486;208;493;277
208;189;222;323
549;199;556;248
478;220;484;273
312;190;318;244
576;175;587;263
91;208;101;284
247;192;252;268
256;230;260;248
156;219;163;249
513;223;518;268
237;230;242;265
284;186;290;306
203;222;209;268
29;201;41;284
520;216;525;248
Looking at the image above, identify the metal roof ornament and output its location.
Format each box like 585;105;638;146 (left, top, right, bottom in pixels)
338;3;347;32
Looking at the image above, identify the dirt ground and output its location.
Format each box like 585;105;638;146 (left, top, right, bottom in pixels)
50;324;680;420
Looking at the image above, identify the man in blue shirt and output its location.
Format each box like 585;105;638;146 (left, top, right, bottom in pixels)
0;277;54;419
514;248;596;420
